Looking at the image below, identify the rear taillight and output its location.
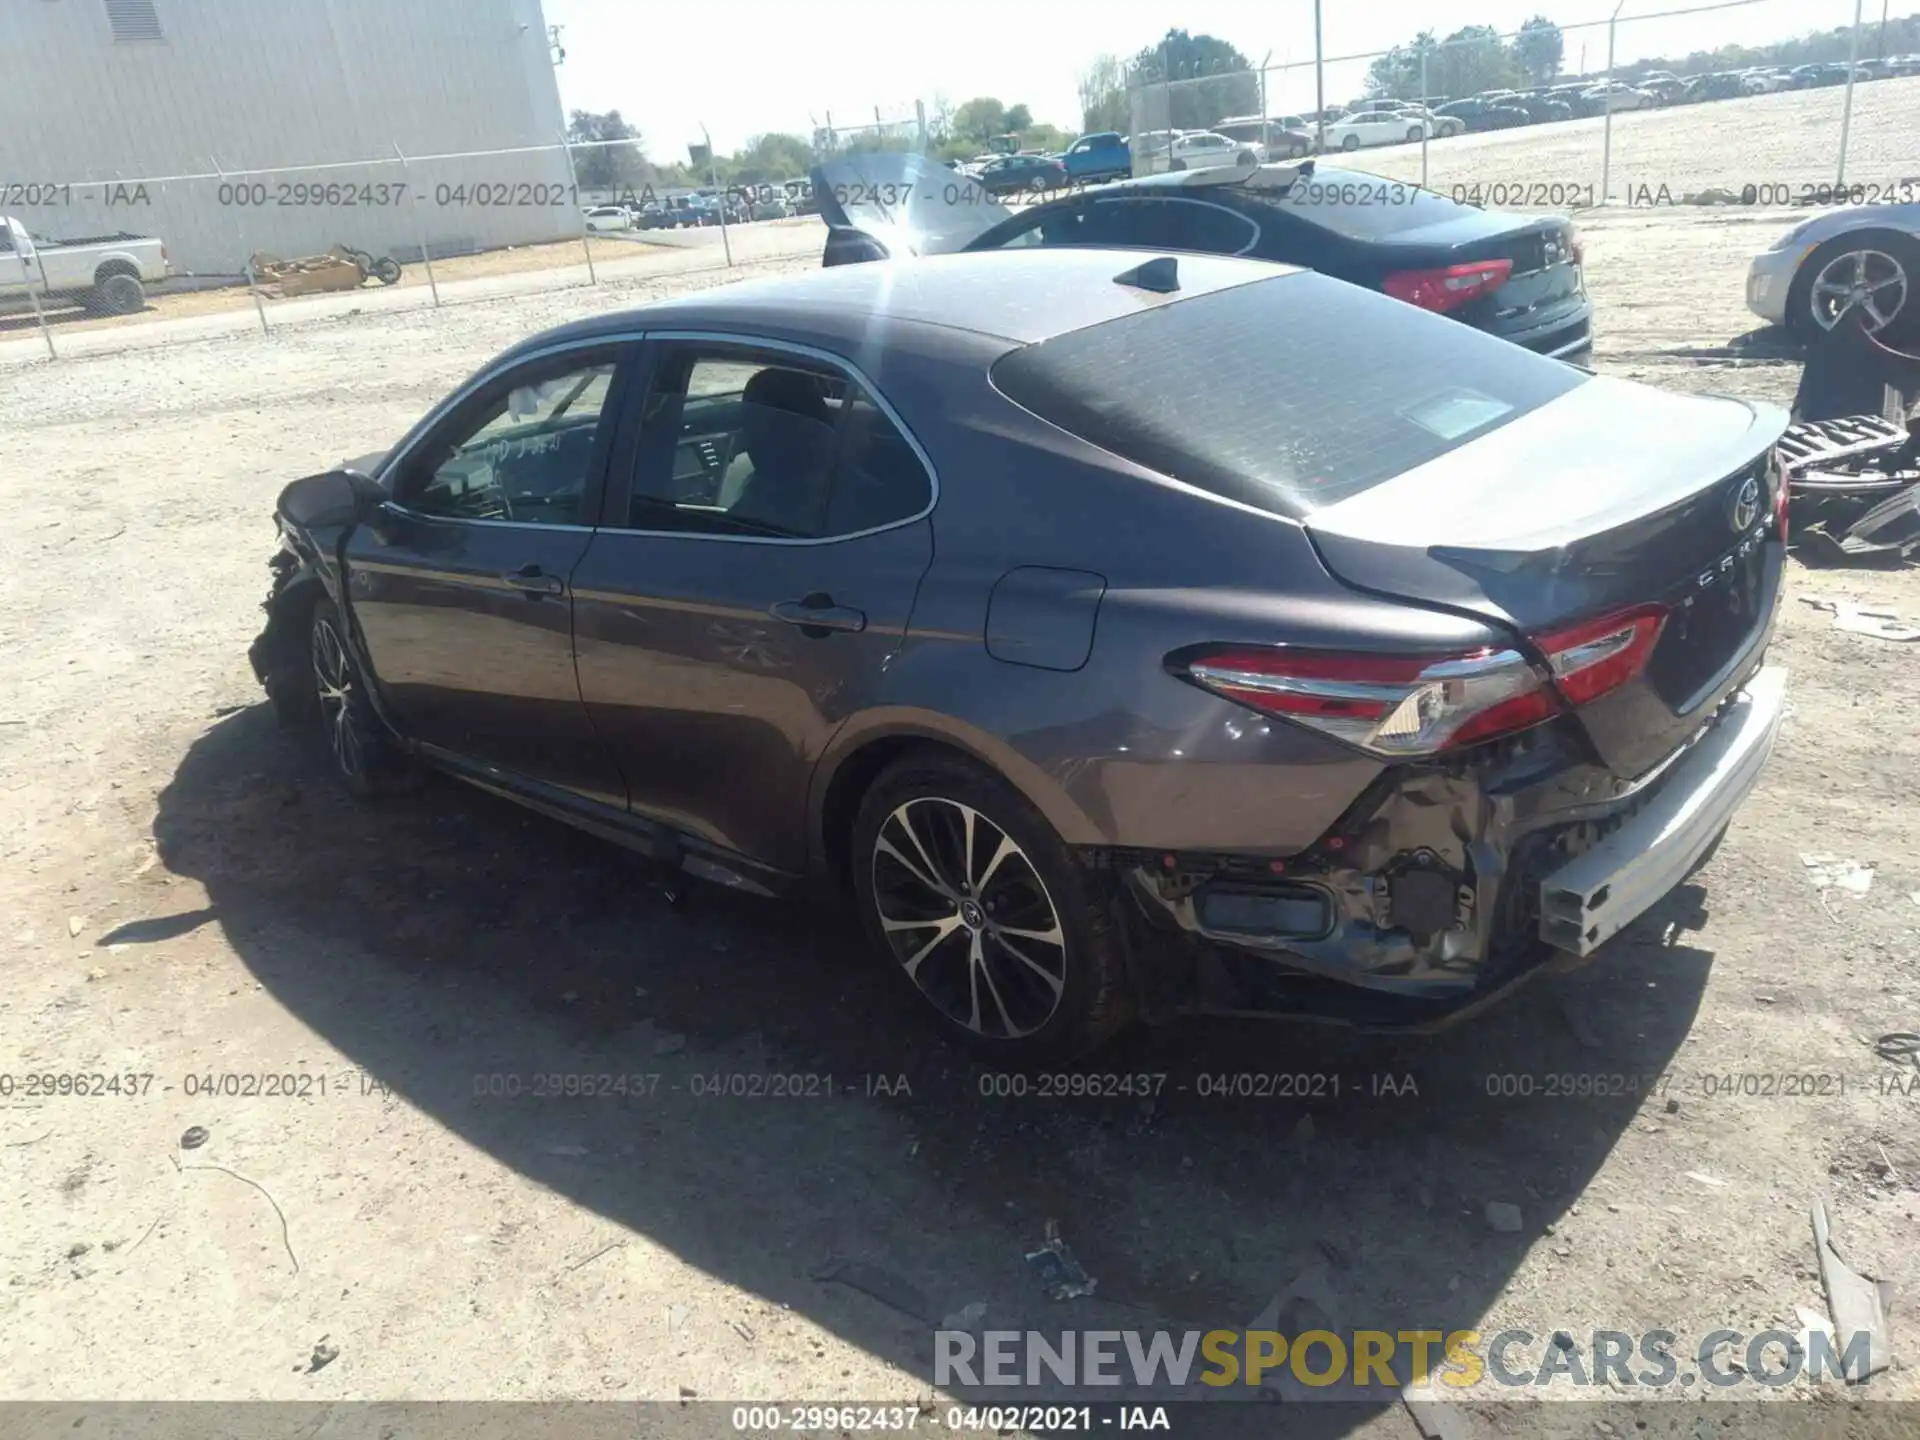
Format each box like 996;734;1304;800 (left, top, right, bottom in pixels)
1567;226;1585;266
1774;460;1790;541
1382;259;1512;314
1177;645;1560;757
1533;604;1668;707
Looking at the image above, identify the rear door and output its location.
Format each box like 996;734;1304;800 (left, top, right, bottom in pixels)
348;341;634;807
570;337;937;874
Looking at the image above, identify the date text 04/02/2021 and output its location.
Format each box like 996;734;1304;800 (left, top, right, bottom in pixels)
728;1406;1172;1433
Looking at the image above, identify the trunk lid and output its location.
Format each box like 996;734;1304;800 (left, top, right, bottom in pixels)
1371;214;1585;332
1305;377;1789;776
810;152;1012;259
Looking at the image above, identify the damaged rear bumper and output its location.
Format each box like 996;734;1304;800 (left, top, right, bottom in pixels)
1538;665;1788;956
1110;669;1789;1031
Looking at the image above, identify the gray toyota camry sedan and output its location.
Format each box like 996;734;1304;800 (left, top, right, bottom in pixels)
250;248;1790;1062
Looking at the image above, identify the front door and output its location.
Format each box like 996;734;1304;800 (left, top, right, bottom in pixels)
346;341;634;808
570;338;937;873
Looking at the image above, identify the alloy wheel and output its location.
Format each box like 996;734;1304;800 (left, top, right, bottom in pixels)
869;797;1068;1040
310;616;363;780
1810;248;1908;333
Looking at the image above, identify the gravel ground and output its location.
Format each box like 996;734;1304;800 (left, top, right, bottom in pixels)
2;87;1920;1440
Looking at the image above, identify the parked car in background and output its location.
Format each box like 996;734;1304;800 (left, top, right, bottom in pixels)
976;153;1070;195
1634;71;1687;104
250;245;1784;1062
0;215;166;314
1322;110;1432;150
814;153;1593;361
1377;103;1464;138
1062;132;1133;184
1740;68;1789;92
1583;81;1656;112
1215;115;1317;158
1435;97;1530;131
582;205;633;233
1512;93;1574;123
1746;202;1920;340
1789;63;1851;88
1159;131;1264;172
1684;72;1750;103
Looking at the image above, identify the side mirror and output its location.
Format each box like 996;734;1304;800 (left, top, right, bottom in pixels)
275;466;387;532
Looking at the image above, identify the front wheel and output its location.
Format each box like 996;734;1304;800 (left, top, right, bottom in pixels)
307;599;410;797
1789;231;1919;340
851;755;1135;1065
1168;159;1187;171
372;256;401;285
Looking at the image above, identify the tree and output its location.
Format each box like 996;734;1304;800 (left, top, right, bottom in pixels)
951;97;1009;143
1004;103;1033;134
1130;30;1260;129
566;109;649;190
1077;53;1130;134
1514;17;1565;84
730;132;813;184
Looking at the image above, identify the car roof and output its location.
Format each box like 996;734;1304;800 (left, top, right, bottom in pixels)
513;248;1306;352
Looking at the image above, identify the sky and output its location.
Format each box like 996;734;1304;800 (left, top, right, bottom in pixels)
539;0;1868;155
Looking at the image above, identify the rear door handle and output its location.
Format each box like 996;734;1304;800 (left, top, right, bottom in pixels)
770;592;867;635
502;565;565;596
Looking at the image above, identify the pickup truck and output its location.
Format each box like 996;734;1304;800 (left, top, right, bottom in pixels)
0;215;168;314
1061;132;1131;184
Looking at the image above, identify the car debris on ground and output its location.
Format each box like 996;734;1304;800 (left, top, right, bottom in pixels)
1023;1221;1097;1301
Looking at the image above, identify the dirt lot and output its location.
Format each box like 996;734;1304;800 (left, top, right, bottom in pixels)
3;89;1920;1440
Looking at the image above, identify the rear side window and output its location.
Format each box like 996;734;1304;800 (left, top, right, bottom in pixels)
990;272;1585;517
975;197;1257;256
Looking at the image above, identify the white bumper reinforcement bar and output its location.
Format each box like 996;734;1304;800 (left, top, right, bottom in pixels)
1539;665;1789;957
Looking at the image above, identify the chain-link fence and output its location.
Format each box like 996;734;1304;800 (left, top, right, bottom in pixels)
0;125;872;362
1127;0;1907;204
0;0;926;366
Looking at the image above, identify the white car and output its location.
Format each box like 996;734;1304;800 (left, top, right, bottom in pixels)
1161;131;1264;172
583;206;633;232
1321;110;1433;151
1745;202;1920;338
1741;69;1789;93
1582;82;1656;112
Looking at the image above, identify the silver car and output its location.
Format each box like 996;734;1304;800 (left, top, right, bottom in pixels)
1746;202;1920;338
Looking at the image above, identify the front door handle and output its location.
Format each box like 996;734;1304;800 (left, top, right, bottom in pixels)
502;565;564;597
770;592;867;636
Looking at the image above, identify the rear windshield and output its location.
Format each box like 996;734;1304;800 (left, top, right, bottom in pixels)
989;271;1586;517
1255;166;1484;241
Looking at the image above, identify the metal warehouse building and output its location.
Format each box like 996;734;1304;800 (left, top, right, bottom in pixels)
1;0;577;275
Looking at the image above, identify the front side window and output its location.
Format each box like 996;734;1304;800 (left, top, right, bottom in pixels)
401;355;618;525
625;346;931;540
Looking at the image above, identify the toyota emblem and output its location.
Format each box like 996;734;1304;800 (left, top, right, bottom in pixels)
1729;475;1760;532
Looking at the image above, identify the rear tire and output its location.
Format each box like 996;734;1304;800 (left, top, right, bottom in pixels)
372;256;402;285
1169;159;1187;172
850;755;1136;1066
1406;126;1424;143
1341;133;1361;151
91;272;146;315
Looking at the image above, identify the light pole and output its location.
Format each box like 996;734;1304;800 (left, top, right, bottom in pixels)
701;122;733;268
1838;0;1865;185
1313;0;1325;153
1599;0;1625;206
